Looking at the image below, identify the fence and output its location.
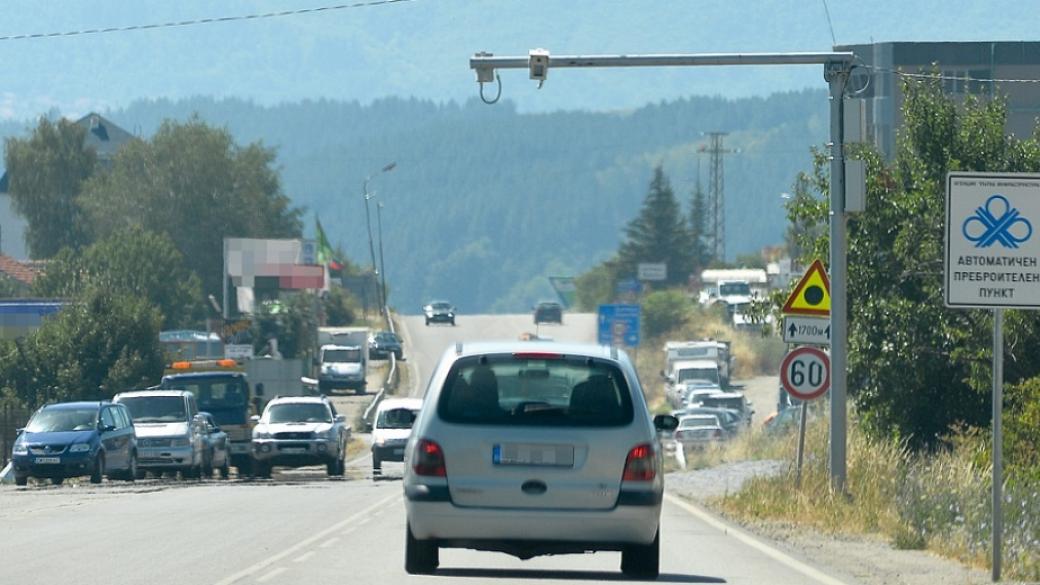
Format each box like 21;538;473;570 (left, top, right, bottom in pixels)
1;402;30;466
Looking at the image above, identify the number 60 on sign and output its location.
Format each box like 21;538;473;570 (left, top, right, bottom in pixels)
780;347;831;401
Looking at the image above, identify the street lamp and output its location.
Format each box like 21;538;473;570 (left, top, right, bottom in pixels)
363;161;396;310
376;201;388;313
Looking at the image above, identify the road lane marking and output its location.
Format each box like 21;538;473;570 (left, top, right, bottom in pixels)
319;536;340;549
664;493;854;585
256;567;286;583
293;551;315;563
213;491;400;585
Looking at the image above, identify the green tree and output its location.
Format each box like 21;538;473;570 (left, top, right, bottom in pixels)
618;166;695;287
783;77;1040;446
3;118;96;258
323;286;358;327
688;182;712;274
574;259;619;311
642;289;691;338
32;226;202;328
251;293;318;360
79;117;303;297
0;275;29;298
0;289;164;408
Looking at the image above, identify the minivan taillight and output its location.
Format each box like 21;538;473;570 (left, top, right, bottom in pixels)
622;443;656;481
413;439;447;477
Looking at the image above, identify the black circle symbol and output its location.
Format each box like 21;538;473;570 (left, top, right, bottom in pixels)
804;285;824;306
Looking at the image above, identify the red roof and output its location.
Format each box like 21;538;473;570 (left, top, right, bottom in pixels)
0;254;39;285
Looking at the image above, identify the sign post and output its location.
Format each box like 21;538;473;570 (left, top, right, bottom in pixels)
945;171;1040;581
780;346;831;489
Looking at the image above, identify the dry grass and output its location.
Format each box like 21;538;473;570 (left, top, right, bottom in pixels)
712;409;1040;581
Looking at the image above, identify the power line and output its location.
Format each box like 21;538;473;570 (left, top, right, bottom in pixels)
863;64;1040;85
0;0;416;42
820;0;837;46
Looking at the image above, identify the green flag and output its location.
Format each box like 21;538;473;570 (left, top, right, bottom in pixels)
316;219;343;271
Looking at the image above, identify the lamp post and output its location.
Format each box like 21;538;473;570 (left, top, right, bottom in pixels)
376;201;389;314
363;162;396;310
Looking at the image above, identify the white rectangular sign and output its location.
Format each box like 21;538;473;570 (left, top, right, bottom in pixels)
637;262;667;281
225;344;254;360
782;316;831;345
946;172;1040;308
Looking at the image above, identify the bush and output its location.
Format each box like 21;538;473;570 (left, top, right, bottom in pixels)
641;289;690;338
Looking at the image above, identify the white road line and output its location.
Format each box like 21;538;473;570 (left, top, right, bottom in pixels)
255;567;286;583
341;526;358;536
665;493;854;585
293;551;315;563
318;536;340;549
212;491;400;585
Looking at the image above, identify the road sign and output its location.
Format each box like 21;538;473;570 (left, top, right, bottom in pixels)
616;278;643;294
225;344;254;360
780;347;830;401
637;262;667;281
597;304;640;348
782;259;831;316
945;172;1040;308
782;315;831;345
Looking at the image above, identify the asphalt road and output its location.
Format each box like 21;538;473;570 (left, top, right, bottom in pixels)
0;313;856;585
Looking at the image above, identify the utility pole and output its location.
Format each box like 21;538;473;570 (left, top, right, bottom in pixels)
361;161;396;311
469;50;855;492
699;132;732;263
376;201;388;312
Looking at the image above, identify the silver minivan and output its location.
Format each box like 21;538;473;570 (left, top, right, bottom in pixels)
403;342;677;577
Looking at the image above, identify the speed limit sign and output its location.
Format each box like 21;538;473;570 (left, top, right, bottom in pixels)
780;347;830;400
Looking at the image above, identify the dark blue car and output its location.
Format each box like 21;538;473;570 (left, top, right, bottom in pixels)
11;401;138;486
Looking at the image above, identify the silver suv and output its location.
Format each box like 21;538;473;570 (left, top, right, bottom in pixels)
402;342;678;577
251;396;350;478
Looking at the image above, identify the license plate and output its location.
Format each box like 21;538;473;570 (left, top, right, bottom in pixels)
281;447;307;454
34;457;61;464
493;443;574;467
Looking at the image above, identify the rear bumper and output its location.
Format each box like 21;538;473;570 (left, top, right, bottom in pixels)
372;443;407;462
405;497;660;545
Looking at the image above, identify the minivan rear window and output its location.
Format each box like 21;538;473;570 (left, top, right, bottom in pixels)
437;354;634;427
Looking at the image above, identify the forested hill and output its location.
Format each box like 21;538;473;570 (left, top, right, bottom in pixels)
11;91;828;312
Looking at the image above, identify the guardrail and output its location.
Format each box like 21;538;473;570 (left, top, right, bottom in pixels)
361;308;400;424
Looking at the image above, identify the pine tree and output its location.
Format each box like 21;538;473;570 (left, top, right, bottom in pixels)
617;166;695;287
688;181;711;274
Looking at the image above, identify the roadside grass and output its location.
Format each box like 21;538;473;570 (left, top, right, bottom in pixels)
711;409;1040;581
345;436;368;460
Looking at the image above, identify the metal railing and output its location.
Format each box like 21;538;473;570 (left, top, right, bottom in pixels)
361;307;400;424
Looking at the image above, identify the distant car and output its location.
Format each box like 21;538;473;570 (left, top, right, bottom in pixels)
533;301;563;324
423;301;456;326
403;341;678;577
251;396;350;478
700;392;755;427
369;330;404;360
674;406;742;437
11;401;138;486
199;412;231;479
114;390;207;479
674;414;724;448
371;397;423;476
683;387;724;408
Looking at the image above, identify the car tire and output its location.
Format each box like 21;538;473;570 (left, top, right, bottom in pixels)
15;474;28;487
620;529;660;579
134;467;147;480
90;453;105;484
257;462;272;479
424;318;430;326
405;522;438;574
51;477;65;486
220;460;231;480
450;318;455;326
372;454;381;477
356;386;366;396
124;453;138;482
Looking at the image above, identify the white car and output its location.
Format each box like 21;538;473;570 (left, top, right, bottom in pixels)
371;397;423;476
251;396;350;478
674;414;724;448
402;342;678;577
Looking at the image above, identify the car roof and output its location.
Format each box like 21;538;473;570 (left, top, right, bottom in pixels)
452;341;619;361
673;360;718;368
704;392;745;399
115;390;191;399
377;398;423;411
267;396;330;406
42;401;107;410
536;301;561;306
163;371;245;379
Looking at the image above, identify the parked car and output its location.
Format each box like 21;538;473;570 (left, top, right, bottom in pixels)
114;390;207;479
251;395;350;478
403;341;678;577
674;414;725;448
370;397;423;476
369;330;404;360
11;401;138;486
198;412;231;479
533;301;563;324
423;301;456;326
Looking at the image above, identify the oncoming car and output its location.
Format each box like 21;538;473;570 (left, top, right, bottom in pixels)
371;397;423;476
251;396;349;478
402;342;678;577
423;301;456;326
533;301;563;325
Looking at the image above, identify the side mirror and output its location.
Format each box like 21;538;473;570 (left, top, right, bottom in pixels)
335;414;346;423
653;414;679;432
100;424;117;433
364;421;373;433
250;415;261;424
15;427;24;435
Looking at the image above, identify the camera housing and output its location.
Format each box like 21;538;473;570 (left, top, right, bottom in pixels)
529;48;550;82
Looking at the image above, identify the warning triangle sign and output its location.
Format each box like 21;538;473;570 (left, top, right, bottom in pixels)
782;259;831;316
